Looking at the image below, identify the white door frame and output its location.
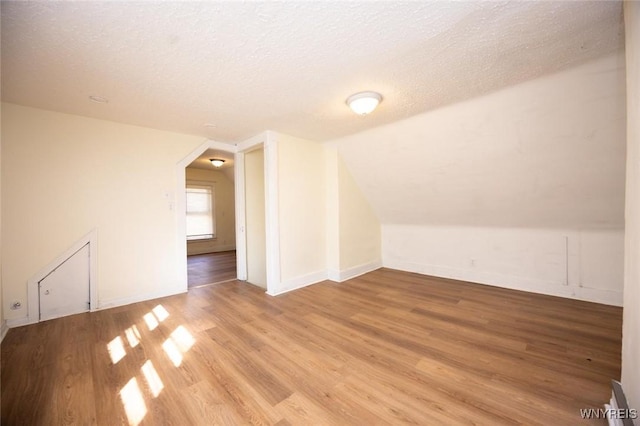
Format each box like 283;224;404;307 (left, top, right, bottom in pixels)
175;139;239;287
236;132;281;294
26;229;98;325
176;132;280;294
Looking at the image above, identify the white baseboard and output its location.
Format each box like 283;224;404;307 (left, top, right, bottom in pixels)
267;270;328;296
4;287;188;329
267;260;384;296
328;259;383;283
6;316;37;328
98;287;188;310
1;320;9;342
384;259;623;307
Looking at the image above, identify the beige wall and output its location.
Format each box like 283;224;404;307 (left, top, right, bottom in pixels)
1;103;203;318
337;155;381;272
325;147;340;275
623;0;640;414
325;146;382;279
270;139;380;290
276;133;326;289
245;148;267;288
185;167;236;256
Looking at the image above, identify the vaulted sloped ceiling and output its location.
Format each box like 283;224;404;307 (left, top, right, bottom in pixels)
331;54;627;229
1;1;624;143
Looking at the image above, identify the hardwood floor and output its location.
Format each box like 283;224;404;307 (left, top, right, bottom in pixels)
187;250;237;288
1;268;622;425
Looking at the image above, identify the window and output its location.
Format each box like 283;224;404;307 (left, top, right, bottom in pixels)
186;183;215;241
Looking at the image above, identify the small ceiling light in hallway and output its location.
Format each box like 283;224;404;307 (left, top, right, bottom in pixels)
210;158;225;168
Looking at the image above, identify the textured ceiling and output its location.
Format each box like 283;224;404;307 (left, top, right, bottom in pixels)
334;54;627;229
1;1;624;143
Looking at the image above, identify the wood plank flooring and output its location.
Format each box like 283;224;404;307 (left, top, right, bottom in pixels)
1;268;622;425
187;250;236;288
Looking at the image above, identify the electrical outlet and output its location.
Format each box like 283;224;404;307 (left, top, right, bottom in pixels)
10;301;22;310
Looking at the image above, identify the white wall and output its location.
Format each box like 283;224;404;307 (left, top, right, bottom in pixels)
245;148;267;288
329;53;626;306
273;133;327;293
1;104;204;320
185;167;236;255
623;0;640;415
384;225;623;305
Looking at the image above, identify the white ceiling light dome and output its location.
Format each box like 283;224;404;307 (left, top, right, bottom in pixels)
346;91;382;115
210;158;225;168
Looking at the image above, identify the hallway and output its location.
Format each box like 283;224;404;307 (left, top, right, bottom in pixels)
187;250;236;288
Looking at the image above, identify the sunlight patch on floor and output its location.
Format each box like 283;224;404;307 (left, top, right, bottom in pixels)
115;307;194;423
107;336;126;364
141;360;164;398
125;325;141;348
152;305;170;322
120;378;147;426
171;325;195;352
143;312;159;331
162;325;196;366
162;339;183;367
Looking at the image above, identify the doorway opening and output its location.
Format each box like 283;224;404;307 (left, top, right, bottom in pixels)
243;146;267;288
188;250;237;288
184;148;237;287
176;132;278;294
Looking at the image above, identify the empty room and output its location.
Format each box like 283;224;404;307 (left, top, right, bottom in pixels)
1;1;639;425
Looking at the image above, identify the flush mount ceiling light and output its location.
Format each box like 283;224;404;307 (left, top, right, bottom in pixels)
89;95;109;104
210;158;225;168
346;91;382;115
